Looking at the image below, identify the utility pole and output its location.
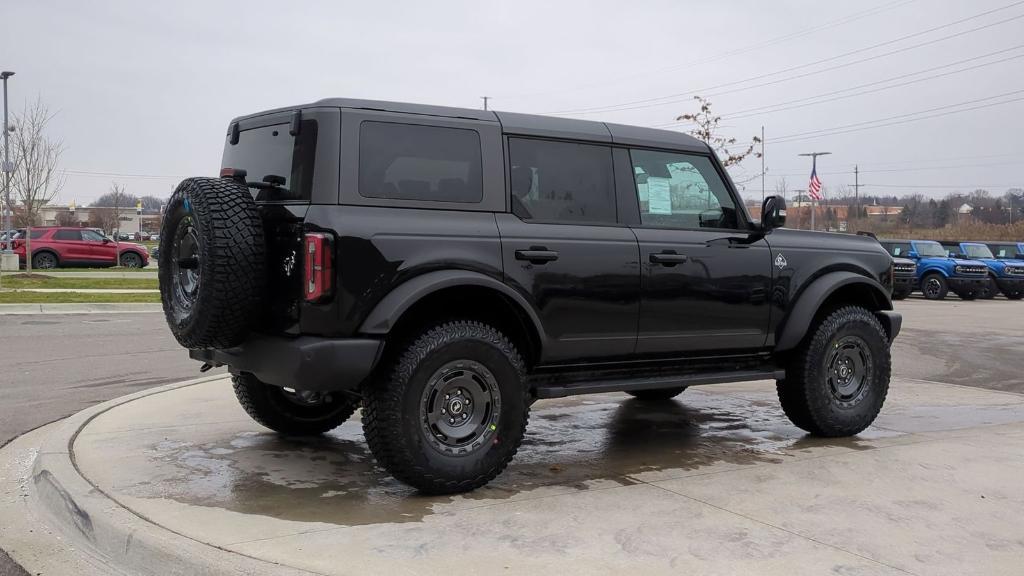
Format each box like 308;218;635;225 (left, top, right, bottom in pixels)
2;71;14;255
760;126;766;205
792;189;806;230
849;164;865;226
799;151;831;231
480;96;490;111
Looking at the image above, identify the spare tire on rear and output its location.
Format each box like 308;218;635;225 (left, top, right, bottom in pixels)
159;177;265;349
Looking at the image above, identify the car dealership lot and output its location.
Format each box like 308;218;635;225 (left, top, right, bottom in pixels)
1;297;1023;575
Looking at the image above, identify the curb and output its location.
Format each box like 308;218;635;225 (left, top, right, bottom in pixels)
22;375;318;576
0;303;162;315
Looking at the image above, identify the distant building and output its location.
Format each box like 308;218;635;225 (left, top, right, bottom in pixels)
36;205;162;235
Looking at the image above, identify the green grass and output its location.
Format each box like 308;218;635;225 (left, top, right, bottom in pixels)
0;291;160;304
0;275;157;290
3;266;156;273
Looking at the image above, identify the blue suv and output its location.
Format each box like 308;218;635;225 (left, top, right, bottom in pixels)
987;242;1024;260
881;239;989;300
948;242;1024;300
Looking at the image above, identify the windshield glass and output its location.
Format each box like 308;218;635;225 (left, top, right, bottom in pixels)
963;244;994;259
915;242;948;258
990;244;1019;258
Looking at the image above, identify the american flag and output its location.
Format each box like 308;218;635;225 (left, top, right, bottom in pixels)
808;166;823;201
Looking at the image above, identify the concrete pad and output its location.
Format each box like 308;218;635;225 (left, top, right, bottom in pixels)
0;302;162;315
56;376;1024;575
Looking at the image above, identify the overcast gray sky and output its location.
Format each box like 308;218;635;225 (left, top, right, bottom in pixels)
3;0;1023;205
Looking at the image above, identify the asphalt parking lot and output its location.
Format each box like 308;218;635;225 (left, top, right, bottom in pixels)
1;297;1023;575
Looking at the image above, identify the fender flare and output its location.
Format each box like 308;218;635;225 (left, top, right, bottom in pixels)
918;266;950;278
358;269;546;344
775;271;892;352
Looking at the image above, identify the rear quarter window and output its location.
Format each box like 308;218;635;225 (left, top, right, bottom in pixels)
358;122;483;203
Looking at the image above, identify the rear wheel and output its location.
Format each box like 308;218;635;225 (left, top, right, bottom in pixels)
362;321;529;494
32;251;58;270
232;372;359;436
921;273;947;300
777;306;891;437
626;387;687;401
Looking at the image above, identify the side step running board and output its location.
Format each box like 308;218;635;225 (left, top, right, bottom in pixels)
533;369;785;400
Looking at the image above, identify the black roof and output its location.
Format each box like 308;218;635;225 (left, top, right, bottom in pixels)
235;98;707;151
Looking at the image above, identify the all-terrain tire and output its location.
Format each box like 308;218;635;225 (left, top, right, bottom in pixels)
232;372;359;436
626;387;687;401
362;321;529;494
978;278;997;300
158;177;265;349
921;273;948;300
776;306;891;437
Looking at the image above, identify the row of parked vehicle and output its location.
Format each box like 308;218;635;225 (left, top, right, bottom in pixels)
880;239;1024;301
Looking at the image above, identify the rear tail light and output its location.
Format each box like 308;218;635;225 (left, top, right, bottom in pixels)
304;232;333;303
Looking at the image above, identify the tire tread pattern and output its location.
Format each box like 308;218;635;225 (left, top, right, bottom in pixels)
362;321;528;494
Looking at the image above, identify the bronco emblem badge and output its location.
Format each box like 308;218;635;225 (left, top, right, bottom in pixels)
774;253;788;270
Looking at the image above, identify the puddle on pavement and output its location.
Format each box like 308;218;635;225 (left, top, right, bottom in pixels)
121;392;897;526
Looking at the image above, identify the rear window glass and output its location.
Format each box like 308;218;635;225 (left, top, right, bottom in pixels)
359;122;482;203
222;119;318;202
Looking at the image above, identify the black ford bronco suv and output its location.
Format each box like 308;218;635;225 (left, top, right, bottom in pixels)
159;99;901;494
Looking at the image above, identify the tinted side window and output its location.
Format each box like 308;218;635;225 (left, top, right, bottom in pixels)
629;149;739;230
359;122;482;203
53;229;82;241
889;243;912;257
82;230;105;242
508;138;615;224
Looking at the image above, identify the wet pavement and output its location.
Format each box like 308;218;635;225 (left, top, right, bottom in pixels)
70;376;1024;575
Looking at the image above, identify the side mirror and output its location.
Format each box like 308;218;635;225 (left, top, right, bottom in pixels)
103;238;111;244
761;195;786;231
907;251;919;259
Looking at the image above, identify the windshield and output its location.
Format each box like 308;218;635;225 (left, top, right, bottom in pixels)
915;242;948;258
990;244;1020;258
963;244;994;259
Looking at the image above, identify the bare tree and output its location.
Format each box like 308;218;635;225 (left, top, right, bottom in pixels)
55;210;77;227
10;98;65;274
676;96;761;168
89;207;119;235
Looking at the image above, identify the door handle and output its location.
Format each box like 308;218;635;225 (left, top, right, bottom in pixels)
515;248;559;264
649;251;688;266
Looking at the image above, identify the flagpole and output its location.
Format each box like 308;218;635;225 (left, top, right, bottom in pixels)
798;151;832;232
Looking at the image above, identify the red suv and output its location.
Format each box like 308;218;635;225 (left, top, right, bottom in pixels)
10;227;150;269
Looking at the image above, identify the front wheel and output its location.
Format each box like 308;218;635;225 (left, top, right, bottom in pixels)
921;273;948;300
232;372;359;436
777;306;891;437
120;251;142;268
362;321;529;494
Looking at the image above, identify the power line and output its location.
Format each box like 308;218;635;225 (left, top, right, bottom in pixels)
770;90;1024;143
770;160;1024;178
650;44;1024;128
545;2;1024;115
63;169;185;180
508;0;916;102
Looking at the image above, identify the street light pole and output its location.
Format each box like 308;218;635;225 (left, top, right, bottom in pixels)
798;151;832;231
1;71;14;255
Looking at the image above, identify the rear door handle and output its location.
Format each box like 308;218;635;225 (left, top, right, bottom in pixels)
649;251;688;266
515;248;559;264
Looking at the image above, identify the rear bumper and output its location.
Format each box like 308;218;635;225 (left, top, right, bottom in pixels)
190;334;383;391
874;311;902;343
